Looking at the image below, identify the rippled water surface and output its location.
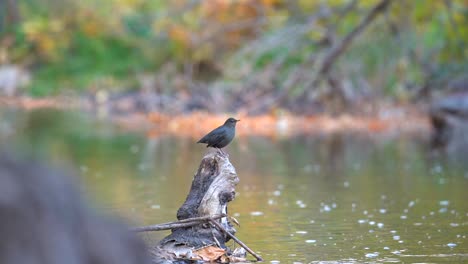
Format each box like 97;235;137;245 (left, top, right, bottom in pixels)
1;109;467;263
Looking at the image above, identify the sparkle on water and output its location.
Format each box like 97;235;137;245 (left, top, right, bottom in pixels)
1;109;467;263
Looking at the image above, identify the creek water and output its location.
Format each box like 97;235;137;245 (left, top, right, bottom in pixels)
1;109;467;263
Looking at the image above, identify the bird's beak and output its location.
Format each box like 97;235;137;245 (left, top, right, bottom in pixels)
236;119;240;122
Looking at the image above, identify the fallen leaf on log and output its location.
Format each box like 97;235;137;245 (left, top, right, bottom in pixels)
192;246;226;261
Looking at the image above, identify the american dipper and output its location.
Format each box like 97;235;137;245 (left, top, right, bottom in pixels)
197;117;240;153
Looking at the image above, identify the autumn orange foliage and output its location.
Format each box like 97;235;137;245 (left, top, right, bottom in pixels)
167;0;277;60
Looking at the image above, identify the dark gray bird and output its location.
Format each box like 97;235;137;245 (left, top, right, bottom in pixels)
197;117;240;153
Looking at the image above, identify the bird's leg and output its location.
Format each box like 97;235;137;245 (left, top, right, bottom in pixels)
217;148;227;156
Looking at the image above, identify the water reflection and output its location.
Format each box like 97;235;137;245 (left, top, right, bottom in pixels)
1;109;467;263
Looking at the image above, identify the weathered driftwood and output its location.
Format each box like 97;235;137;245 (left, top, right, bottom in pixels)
152;151;255;263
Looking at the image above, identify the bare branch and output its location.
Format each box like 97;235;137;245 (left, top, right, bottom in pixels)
209;219;263;262
131;214;226;232
319;0;393;77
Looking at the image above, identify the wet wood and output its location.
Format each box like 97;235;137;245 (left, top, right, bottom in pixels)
151;151;261;263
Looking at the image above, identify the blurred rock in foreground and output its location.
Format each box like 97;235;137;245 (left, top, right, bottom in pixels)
0;152;151;264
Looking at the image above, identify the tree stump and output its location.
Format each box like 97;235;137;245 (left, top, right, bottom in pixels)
152;151;241;263
430;90;468;151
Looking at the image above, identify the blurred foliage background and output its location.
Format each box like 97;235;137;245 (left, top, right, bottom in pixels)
0;0;467;113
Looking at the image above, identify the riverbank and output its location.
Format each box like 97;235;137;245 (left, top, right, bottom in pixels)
0;95;431;140
142;110;430;139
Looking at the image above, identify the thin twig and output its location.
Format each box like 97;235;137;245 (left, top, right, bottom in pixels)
131;214;226;233
209;219;263;262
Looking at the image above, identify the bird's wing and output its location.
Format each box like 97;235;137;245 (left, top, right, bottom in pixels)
197;126;224;144
207;132;226;147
